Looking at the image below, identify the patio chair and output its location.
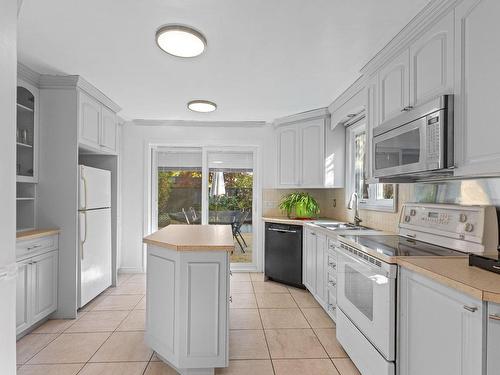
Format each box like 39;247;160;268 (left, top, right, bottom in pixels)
232;210;250;253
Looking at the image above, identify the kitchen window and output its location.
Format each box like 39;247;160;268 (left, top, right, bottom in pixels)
346;121;396;212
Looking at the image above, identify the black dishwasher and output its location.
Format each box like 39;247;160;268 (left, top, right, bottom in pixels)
265;222;304;288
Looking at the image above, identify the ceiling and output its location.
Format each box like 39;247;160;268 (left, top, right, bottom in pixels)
18;0;429;122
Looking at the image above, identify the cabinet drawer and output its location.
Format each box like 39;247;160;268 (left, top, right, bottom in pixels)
326;288;337;321
326;253;337;271
327;271;337;291
16;235;58;260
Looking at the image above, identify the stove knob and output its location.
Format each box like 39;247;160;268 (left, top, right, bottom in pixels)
465;223;474;232
405;215;411;223
410;209;416;216
459;213;467;223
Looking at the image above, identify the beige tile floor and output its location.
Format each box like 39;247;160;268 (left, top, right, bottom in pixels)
17;273;360;375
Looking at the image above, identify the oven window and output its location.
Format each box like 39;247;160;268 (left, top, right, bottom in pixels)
375;128;420;170
345;265;374;321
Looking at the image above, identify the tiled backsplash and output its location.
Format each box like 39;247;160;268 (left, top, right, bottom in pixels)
264;178;500;234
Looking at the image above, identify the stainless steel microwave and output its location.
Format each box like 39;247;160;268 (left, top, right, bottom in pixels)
372;95;454;181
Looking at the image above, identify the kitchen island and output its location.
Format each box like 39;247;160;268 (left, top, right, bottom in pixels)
143;225;234;375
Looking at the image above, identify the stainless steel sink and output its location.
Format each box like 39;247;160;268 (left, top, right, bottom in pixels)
313;222;366;231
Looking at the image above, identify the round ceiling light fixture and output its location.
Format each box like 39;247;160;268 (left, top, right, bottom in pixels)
187;100;217;113
156;24;207;58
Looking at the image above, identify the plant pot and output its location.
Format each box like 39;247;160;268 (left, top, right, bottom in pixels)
295;202;315;219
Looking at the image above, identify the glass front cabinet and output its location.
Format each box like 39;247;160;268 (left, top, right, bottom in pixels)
17;81;38;182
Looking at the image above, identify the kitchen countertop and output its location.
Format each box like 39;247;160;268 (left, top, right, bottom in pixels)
16;228;60;241
143;224;235;252
397;257;500;303
263;216;342;225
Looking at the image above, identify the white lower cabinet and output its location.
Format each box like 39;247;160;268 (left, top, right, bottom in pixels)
303;227;335;314
16;250;58;336
488;303;500;374
399;268;484;375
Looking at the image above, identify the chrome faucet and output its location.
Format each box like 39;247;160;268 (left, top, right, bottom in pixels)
347;192;362;226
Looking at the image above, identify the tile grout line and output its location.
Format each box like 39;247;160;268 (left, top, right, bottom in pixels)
251;278;276;375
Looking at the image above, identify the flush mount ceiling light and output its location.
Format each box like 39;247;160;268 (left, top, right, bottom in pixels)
187;100;217;113
156;25;207;58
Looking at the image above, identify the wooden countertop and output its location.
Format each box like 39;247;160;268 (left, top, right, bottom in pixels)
16;228;60;241
143;225;235;252
397;257;500;303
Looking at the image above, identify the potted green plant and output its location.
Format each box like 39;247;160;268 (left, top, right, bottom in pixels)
278;192;320;219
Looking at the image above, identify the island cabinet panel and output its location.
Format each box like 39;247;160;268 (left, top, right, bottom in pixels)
487;303;500;374
146;245;229;374
147;253;176;359
398;268;484;375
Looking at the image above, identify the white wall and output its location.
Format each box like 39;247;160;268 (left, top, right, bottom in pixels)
0;0;18;373
119;123;275;272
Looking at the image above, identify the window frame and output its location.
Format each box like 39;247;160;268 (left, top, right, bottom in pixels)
345;121;397;212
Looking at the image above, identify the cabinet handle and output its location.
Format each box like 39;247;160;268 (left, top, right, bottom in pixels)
401;106;414;112
328;304;336;312
329;263;336;269
310;233;316;236
27;244;42;251
463;305;478;313
328;281;336;287
229;296;233;303
489;314;500;321
230;270;233;277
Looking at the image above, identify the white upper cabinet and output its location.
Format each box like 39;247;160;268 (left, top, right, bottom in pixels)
79;92;101;148
454;0;500;176
100;105;118;152
378;50;410;124
409;11;454;107
276;126;299;186
275;110;330;188
78;91;119;155
299;118;325;187
17;79;39;183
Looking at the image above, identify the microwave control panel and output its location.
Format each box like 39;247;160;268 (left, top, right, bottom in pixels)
426;111;443;165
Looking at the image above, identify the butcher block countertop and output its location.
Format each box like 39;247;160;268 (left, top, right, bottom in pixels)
16;228;60;241
143;224;235;252
398;257;500;303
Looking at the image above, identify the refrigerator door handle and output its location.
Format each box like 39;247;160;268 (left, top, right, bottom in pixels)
81;175;88;210
80;212;88;260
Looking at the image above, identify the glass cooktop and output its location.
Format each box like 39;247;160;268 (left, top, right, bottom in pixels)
340;235;467;257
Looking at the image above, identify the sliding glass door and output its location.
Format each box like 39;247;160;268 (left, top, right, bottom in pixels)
151;146;258;269
207;151;254;264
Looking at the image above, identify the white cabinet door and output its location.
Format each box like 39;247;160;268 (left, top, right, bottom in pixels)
303;228;316;293
366;74;378;182
31;251;58;323
100;105;117;153
399;268;484;375
276;126;299;186
16;261;31;335
488;303;500;375
379;50;410;124
298;119;325;187
79;92;101;149
454;0;500;176
409;11;454;107
314;233;327;308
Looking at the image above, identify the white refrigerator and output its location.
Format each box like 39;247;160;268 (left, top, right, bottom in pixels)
78;165;112;308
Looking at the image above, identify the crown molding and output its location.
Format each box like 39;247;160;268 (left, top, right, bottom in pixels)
273;107;330;128
328;75;366;115
360;0;459;76
38;75;121;113
132;119;268;128
17;63;41;87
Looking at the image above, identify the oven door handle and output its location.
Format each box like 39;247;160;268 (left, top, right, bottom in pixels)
336;246;383;274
